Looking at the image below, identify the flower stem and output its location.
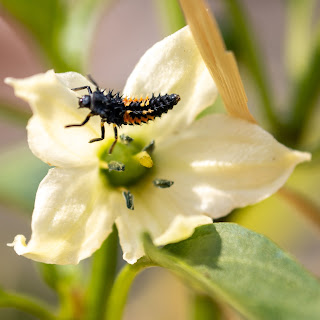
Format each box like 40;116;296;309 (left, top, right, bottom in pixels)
0;289;57;320
104;258;155;320
84;225;118;320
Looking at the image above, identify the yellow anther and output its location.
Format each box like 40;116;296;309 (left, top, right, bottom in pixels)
134;151;153;168
99;160;109;169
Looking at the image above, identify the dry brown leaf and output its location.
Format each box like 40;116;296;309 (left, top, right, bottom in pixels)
179;0;256;123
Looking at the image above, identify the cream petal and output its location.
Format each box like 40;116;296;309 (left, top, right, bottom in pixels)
115;186;212;264
153;215;212;246
122;26;217;141
5;70;104;167
8;166;119;264
154;114;311;219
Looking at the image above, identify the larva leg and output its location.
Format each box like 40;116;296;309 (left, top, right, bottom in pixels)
89;121;105;143
71;86;92;94
108;124;118;154
65;113;92;128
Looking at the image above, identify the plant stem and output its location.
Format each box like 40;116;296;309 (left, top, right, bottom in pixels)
0;290;57;320
224;0;279;130
104;258;154;320
84;225;119;320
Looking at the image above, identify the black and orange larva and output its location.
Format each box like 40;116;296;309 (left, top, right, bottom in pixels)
65;75;180;154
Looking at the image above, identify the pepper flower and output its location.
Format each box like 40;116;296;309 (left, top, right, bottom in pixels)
6;26;310;265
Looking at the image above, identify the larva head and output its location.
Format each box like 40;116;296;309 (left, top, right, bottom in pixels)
172;94;181;104
78;95;91;109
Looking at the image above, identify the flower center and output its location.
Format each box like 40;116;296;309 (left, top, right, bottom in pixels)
98;136;153;188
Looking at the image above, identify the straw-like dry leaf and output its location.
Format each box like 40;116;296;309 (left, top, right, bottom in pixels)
179;0;256;123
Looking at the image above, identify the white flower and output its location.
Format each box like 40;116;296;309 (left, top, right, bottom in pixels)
6;27;310;265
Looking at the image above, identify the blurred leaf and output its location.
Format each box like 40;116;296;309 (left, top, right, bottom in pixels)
58;0;111;71
285;41;320;147
154;0;185;35
287;160;320;205
196;95;226;120
0;101;31;126
0;0;67;70
282;0;320;147
144;223;320;320
224;0;278;132
278;187;320;231
0;0;112;72
192;294;222;320
286;0;316;82
84;226;118;320
0;146;48;212
38;264;82;292
37;263;84;319
0;288;57;320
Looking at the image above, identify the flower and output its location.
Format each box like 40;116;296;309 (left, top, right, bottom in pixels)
6;27;310;265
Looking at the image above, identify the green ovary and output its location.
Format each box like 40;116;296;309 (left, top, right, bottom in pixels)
98;138;153;188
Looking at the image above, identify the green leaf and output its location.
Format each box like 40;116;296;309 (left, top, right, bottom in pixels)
0;146;48;212
0;0;112;72
143;223;320;320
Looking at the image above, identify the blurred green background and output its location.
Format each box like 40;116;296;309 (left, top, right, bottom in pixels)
0;0;319;319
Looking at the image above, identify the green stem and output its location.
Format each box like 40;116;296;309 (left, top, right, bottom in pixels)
155;0;186;35
104;258;154;320
224;0;279;129
192;294;222;320
0;290;57;320
84;225;119;320
56;284;76;320
0;102;31;126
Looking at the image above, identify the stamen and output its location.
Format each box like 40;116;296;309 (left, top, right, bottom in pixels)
143;140;155;153
134;151;153;168
153;179;174;188
98;138;152;187
100;160;125;171
122;191;134;210
108;161;125;171
120;134;134;144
